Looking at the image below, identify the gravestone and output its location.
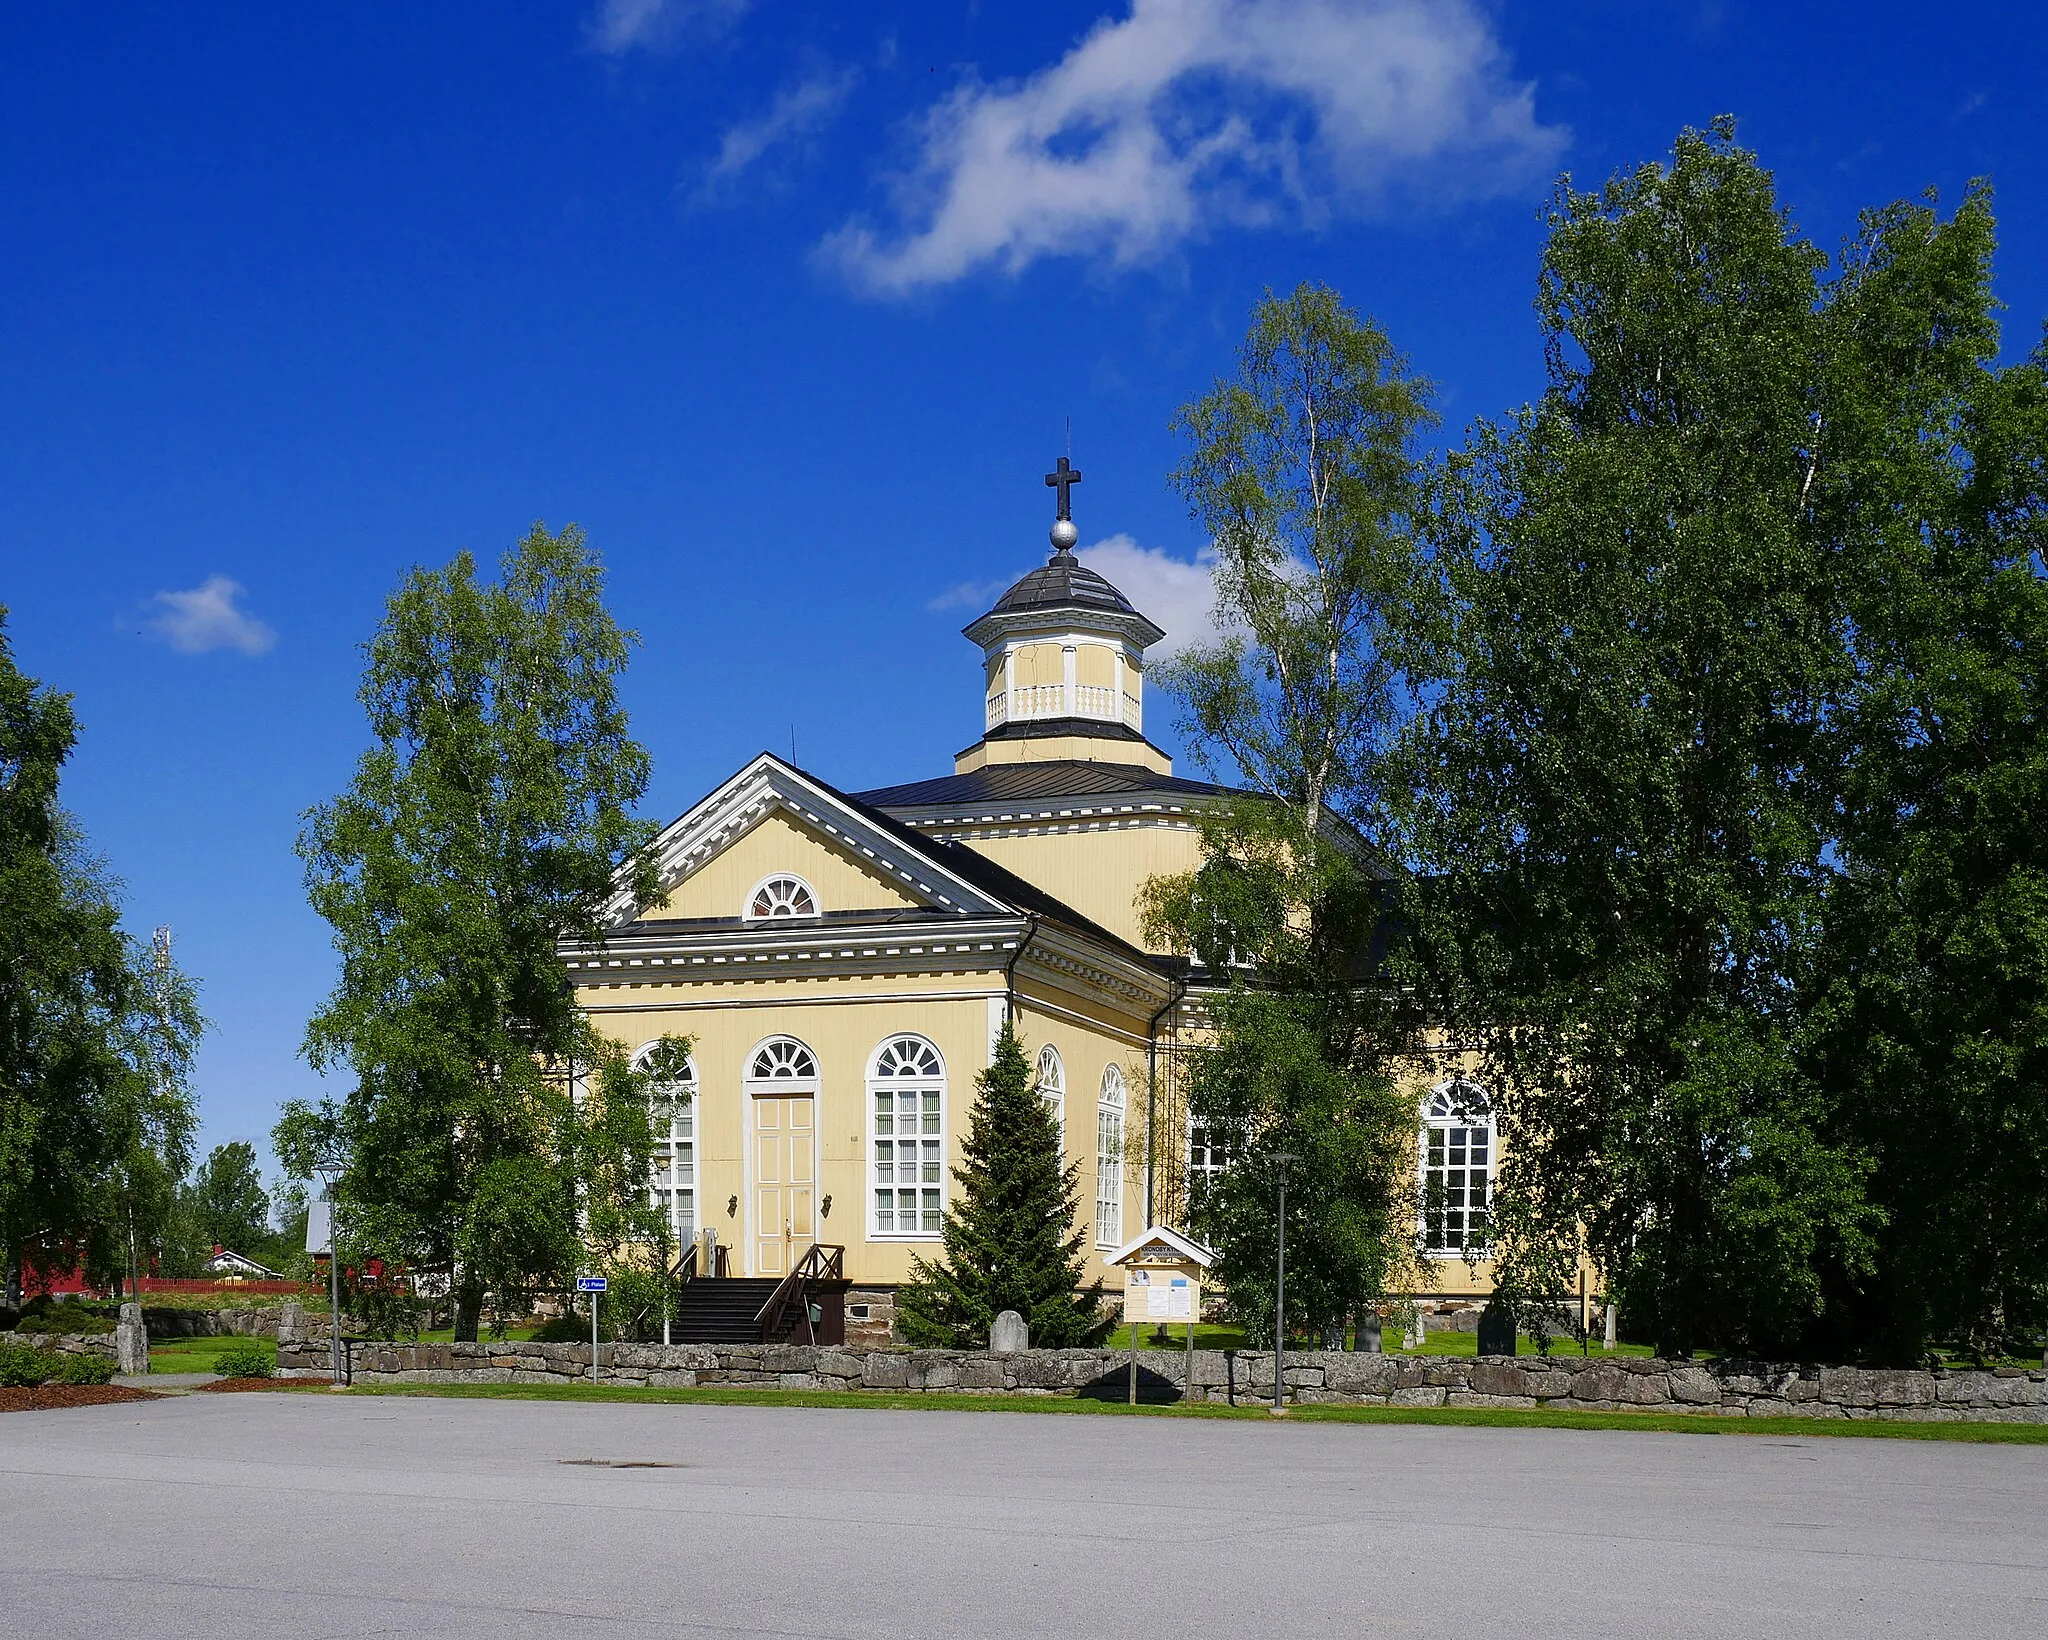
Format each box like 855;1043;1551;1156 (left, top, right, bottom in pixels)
1476;1299;1516;1357
116;1301;148;1375
989;1310;1028;1353
1355;1312;1383;1354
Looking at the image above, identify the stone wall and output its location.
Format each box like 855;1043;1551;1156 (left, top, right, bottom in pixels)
0;1330;118;1359
143;1304;306;1339
275;1337;2048;1423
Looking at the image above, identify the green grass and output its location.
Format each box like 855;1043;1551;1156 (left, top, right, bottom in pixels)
322;1378;2048;1442
147;1335;278;1375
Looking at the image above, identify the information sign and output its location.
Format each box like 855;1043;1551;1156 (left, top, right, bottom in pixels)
576;1276;608;1292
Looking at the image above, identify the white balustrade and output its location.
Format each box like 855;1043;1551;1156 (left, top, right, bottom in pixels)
987;682;1143;729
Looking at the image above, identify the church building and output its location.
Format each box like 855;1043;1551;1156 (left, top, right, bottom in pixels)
562;460;1496;1342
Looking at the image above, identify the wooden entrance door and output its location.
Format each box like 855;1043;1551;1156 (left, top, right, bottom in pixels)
752;1094;815;1278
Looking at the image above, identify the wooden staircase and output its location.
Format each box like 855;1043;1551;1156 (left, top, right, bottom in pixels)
667;1245;849;1345
671;1278;789;1343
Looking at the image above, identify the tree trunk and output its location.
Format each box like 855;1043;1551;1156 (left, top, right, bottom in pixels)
4;1243;20;1313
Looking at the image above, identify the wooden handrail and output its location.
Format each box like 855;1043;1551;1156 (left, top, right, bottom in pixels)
752;1244;845;1343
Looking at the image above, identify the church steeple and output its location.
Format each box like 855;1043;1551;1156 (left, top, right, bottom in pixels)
955;460;1171;777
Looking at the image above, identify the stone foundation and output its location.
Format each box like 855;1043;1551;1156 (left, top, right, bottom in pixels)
273;1337;2048;1422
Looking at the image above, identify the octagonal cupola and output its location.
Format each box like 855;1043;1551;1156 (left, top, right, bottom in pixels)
955;458;1171;776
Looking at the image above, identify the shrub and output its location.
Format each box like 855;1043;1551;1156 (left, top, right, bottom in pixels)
0;1343;51;1386
530;1310;592;1344
54;1351;117;1385
213;1340;275;1379
13;1300;116;1336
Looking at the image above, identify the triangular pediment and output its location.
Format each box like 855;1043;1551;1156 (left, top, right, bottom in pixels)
612;754;1016;925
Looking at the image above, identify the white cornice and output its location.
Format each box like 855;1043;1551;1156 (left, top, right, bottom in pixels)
607;754;1013;924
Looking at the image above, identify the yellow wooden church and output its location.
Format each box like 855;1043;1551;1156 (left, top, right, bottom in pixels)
561;463;1497;1342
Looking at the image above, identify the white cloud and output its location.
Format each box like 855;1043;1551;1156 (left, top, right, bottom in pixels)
823;0;1565;294
586;0;749;55
698;68;860;201
932;534;1224;660
1076;533;1223;659
137;576;276;656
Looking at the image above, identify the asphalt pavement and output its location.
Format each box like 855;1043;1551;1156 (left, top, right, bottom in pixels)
3;1392;2044;1638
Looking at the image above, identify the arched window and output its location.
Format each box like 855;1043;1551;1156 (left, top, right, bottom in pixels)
1096;1064;1126;1247
635;1042;698;1249
748;1037;818;1082
745;874;818;921
1036;1044;1065;1137
1421;1078;1493;1254
870;1035;944;1238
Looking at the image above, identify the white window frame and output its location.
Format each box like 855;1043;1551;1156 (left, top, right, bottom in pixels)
868;1034;946;1242
743;873;819;922
1096;1063;1126;1248
1035;1043;1066;1142
1419;1077;1494;1257
747;1036;819;1082
1187;1112;1232;1203
636;1042;698;1253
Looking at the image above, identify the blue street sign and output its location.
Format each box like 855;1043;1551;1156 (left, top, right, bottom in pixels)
576;1276;607;1292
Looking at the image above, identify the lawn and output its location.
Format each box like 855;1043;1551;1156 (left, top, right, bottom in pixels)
147;1336;278;1375
317;1379;2048;1443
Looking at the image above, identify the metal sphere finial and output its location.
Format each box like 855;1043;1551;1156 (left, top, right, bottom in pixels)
1049;517;1079;553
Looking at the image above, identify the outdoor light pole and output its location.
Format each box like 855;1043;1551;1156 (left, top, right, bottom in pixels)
313;1149;347;1387
1271;1152;1298;1414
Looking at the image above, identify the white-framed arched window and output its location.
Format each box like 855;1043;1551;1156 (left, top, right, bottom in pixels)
744;873;818;921
747;1036;819;1084
1036;1044;1065;1139
1096;1064;1126;1248
869;1034;944;1239
635;1041;698;1249
1420;1078;1493;1255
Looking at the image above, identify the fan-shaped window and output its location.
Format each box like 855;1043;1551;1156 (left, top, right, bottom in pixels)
636;1043;698;1248
870;1035;945;1237
1036;1044;1065;1135
1421;1078;1493;1254
1096;1064;1126;1247
748;1037;818;1082
746;874;818;921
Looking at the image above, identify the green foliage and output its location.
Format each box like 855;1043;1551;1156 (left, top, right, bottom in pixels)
530;1310;591;1344
290;523;683;1340
1146;283;1433;1342
898;1024;1109;1348
0;1344;49;1386
212;1339;274;1379
1802;200;2048;1363
1161;281;1436;832
0;1343;115;1386
0;608;202;1302
10;1298;115;1336
1399;119;2042;1362
188;1142;271;1253
53;1349;116;1385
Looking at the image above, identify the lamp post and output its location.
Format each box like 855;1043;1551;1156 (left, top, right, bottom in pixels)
1270;1152;1298;1414
312;1148;348;1387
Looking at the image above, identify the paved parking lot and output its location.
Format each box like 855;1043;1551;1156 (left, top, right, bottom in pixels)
4;1393;2044;1638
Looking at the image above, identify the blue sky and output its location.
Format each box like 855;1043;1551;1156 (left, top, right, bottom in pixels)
3;1;2043;1181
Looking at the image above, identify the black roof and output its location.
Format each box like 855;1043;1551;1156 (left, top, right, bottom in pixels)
856;758;1233;811
972;550;1167;645
803;767;1174;972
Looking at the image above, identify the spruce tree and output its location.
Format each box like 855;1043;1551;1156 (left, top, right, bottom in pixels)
897;1023;1107;1348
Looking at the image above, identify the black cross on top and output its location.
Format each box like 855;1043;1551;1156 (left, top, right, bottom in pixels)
1044;455;1083;521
